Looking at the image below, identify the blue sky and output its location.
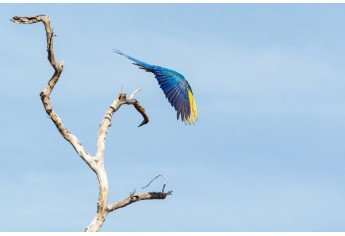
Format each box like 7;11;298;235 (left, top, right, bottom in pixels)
1;3;345;232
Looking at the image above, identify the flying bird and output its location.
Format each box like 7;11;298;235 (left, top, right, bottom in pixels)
114;49;198;125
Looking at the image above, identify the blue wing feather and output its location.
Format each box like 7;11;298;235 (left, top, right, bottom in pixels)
114;49;197;124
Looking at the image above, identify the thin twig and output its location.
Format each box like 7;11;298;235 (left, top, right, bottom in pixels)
130;88;142;99
142;174;168;193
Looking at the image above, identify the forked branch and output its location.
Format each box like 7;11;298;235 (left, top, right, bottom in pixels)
12;15;171;232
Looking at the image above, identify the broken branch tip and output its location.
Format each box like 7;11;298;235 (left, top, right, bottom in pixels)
130;88;142;99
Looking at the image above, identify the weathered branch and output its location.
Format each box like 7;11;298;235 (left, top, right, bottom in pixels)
87;91;149;232
95;93;127;162
12;15;95;169
12;15;44;24
108;191;173;213
12;14;170;232
127;98;150;127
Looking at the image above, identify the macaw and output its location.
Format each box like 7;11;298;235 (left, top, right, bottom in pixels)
114;50;198;125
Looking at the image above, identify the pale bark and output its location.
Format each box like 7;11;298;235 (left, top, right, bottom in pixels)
12;15;171;232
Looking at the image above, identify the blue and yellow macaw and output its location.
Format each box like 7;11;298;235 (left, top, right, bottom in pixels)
114;50;198;125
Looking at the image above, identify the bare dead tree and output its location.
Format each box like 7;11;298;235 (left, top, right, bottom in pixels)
11;15;172;232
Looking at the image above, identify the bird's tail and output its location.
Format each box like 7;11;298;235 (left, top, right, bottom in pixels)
113;49;127;57
113;49;155;72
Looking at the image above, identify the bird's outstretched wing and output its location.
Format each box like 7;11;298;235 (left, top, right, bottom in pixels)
114;49;198;125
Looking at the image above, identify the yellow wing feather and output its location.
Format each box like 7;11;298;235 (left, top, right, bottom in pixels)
185;90;198;125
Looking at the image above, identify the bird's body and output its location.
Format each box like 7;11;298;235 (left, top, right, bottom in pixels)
114;50;198;125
